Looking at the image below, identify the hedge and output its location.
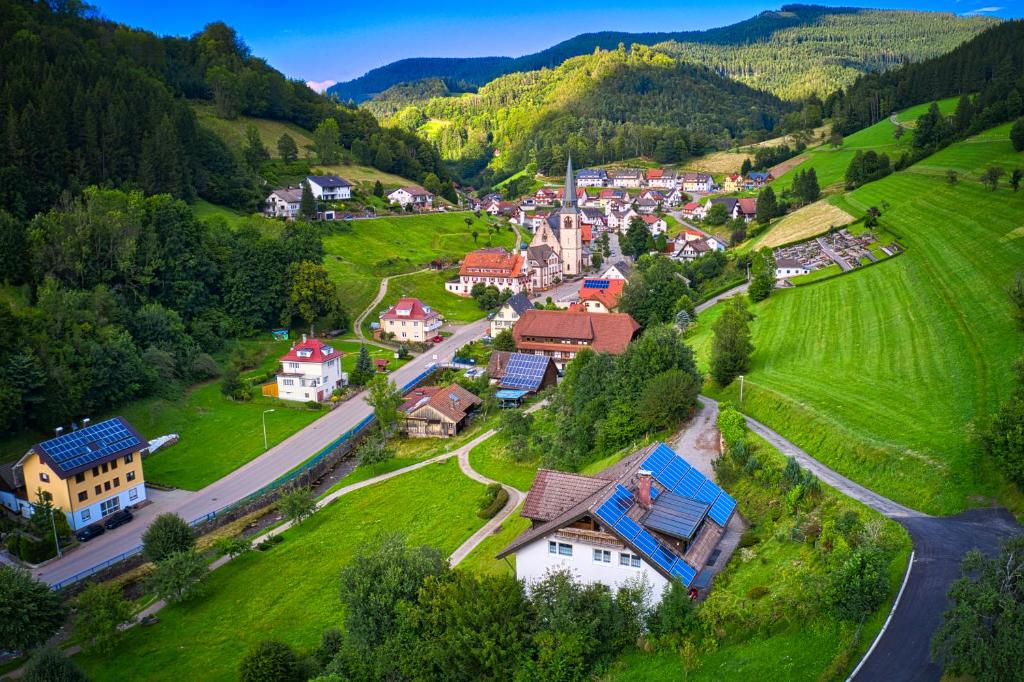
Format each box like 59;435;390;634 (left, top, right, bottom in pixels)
477;483;509;519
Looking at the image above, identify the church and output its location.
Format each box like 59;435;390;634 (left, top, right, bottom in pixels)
529;156;587;279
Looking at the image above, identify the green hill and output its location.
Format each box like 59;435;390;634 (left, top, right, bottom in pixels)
191;102;316;159
702;123;1024;515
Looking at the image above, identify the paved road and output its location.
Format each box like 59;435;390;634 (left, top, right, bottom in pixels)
35;320;490;587
816;235;853;272
695;281;749;314
698;395;1022;681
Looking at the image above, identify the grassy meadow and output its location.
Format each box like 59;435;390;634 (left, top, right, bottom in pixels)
191;102;315;158
752;198;855;249
704;125;1024;515
75;459;486;681
364;269;489;334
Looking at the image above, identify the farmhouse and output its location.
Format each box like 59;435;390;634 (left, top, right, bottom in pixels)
512;308;640;369
379;297;443;343
447;248;529;296
576;168;608;187
578;278;626;313
682;172;714;193
265;187;302;219
388;186;434;209
306;175;352;201
497;442;737;601
400;384;481;438
12;417;148;530
487;351;559;393
775;258;810;279
275;335;346;403
490;292;534;337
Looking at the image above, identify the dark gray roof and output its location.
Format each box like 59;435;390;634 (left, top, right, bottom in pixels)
641;491;709;541
709;197;738;212
776;258;806;269
503;292;533;316
307;174;352;188
28;417;145;479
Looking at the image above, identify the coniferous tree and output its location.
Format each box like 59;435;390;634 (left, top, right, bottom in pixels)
276;133;298;163
351;345;375;386
314;118;340;164
243;125;269;170
300;181;316;219
756;186;778;224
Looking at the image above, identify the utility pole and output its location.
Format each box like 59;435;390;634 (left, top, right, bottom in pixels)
50;508;62;559
263;409;276;450
739;375;745;403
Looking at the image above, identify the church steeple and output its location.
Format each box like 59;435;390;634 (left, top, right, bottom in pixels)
562;154;577;212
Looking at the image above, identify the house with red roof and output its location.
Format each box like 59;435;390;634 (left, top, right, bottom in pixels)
681;201;706;219
737;197;758;222
379;297;443;343
641;214;668;235
446;247;529;297
512;308;640;369
276;335;345;403
578;278;626;314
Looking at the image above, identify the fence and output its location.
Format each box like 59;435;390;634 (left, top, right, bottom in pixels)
50;364;441;591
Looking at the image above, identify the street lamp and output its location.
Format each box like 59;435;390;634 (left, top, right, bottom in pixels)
263;409;276;450
50;507;62;559
739;375;745;403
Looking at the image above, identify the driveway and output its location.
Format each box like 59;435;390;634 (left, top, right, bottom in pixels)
35;320;489;587
697;396;1022;681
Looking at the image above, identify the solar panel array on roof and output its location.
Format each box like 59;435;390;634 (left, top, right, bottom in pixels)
583;279;610;289
642;443;736;527
499;353;550;391
593;483;700;587
35;418;142;474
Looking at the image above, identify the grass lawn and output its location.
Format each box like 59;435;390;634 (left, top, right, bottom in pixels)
312;162;418;188
704;126;1024;515
467;430;539;492
753;198;855;249
321;213;516;317
364;269;488;335
789;263;842;285
328;339;410;375
457;501;531;577
74;459;487;682
191;102;315;158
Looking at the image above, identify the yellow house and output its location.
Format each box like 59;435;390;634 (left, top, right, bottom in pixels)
14;417;147;530
722;173;743;193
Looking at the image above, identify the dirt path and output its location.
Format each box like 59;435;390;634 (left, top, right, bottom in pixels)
352;268;432;343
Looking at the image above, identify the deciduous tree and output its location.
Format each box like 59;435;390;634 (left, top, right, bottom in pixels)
277;486;317;524
146;550;207;603
21;648;88;682
142;513;195;563
710;297;754;387
74;582;134;652
365;374;403;435
0;567;66;654
981;166;1005;191
239;640;305;682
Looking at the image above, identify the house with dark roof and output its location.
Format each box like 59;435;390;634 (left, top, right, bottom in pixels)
306;175;352;201
682;172;714;193
709;197;740;220
775;258;810;279
512;309;640;368
276;335;345;403
526;244;562;291
600;260;633;283
13;417;149;530
575;168;608;187
486;351;559;393
497;442;737;601
400;384;482;438
265;187;303;219
490;292;534;337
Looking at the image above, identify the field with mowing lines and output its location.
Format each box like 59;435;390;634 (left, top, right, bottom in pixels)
754;198;855;249
707;127;1024;515
75;459;486;681
321;213;516;317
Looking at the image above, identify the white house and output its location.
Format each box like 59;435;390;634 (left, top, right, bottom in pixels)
576;168;608;187
600;260;633;283
641;214;668;235
775;258;810;279
265;187;302;219
490;292;534;337
611;169;645;189
498;442;737;604
706;235;728;252
681;172;714;193
276;336;346;403
306;175;352;201
388;186;434;209
379;297;443;343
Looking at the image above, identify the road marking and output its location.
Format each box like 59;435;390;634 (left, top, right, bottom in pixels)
846;550;916;681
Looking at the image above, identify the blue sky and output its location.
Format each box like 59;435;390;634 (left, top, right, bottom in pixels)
90;0;1022;87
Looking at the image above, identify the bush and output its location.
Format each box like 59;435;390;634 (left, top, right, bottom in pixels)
305;400;323;410
74;582;134;652
746;585;770;600
716;405;747;447
477;484;509;519
256;534;284;551
21;647;88;682
142;513;195;563
738;530;760;548
239;640;305;682
145;549;207;603
825;548;889;621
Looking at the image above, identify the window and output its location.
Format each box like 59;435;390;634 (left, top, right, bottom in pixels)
288;362;299;369
283;379;294;386
113;477;120;487
129;488;138;501
620;553;642;568
75;472;85;483
126;471;136;482
124;453;133;464
39;472;49;483
593;549;611;563
81;509;91;522
549;541;557;554
104;481;111;491
100;498;120;516
557;543;573;557
92;466;99;477
95;485;101;495
101;463;108;474
78;491;88;503
110;459;118;470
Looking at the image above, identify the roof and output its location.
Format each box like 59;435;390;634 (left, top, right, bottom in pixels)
500;292;534;317
710;197;738;212
513;309;639;354
487;350;513;379
521;469;611;522
747;171;772;181
498;353;557;391
459;248;524;278
408;384;481;422
646;168;664;179
581;224;593;242
400;386;442;413
576;169;607;178
683;240;710;253
307;174;352;188
579;278;626;310
269;187;302;202
682;202;701;211
495;389;528;399
738;198;758;216
602;260;633;278
280;338;342;364
776;258;806;269
640;214;662;224
641;491;710;541
682;172;711;182
391;185;433;197
598;189;625;199
27;417;146;479
527;244;557;264
380;297;441;322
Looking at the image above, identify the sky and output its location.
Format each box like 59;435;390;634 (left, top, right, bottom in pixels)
90;0;1023;88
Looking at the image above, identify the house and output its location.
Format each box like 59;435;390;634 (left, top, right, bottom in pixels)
400;384;481;438
775;258;810;279
706;235;728;252
578;278;626;313
709;197;739;220
379;297;443;343
276;335;346;403
596;188;629;206
512;309;640;369
576;168;608;187
487;351;559;393
675;238;711;261
640;214;668;235
580;207;607;230
12;417;148;530
265;187;303;219
608;207;639;232
446;248;529;296
497;442;737;602
555;187;588;206
600;260;633;282
722;174;743;193
737;198;758;222
526;244;562;291
535;188;558;205
635;197;659;214
388;186;434;209
664;187;687;207
681;172;714;193
647;169;677;189
681;201;706;220
611;169;645;189
306;175;352;201
490;292;534;337
746;171;773;188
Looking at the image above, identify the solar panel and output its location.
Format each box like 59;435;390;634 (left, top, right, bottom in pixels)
35;418;141;473
708;495;736;526
499;353;550;392
583;279;610;289
641;444;674;477
642;491;710;541
633;529;659;556
694;479;723;504
675;468;705;498
670;559;698;586
614;514;643;541
595;498;626;526
659;457;690;490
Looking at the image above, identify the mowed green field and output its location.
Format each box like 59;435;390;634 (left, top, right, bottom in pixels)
75;459;486;681
191;102;315;158
708;126;1024;514
366;269;488;332
322;213;516;317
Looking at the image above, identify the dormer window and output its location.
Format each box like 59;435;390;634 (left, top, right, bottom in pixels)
322;346;333;355
297;349;313;358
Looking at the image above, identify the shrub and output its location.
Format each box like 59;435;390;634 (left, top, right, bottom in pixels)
239;640;305;682
214;536;252;558
716;405;747;447
648;581;698;640
21;647;88;682
142;513;195;563
738;530;760;549
146;549;207;603
825;548;889;621
746;585;770;600
74;582;134;652
477;484;509;519
256;534;284;551
305;400;323;410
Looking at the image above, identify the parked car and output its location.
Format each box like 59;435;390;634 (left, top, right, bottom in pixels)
102;508;133;530
74;523;106;542
430;335;444;343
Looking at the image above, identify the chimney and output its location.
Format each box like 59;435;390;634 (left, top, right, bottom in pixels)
55;426;64;437
82;417;91;427
638;469;653;508
71;421;79;432
302;333;307;343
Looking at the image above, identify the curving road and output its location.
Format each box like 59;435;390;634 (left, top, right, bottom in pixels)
698;396;1022;681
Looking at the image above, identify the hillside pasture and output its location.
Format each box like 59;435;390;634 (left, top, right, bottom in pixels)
754;198;855;249
191;102;315;158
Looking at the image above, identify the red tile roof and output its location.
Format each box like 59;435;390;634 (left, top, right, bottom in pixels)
404;384;481;422
579;279;626;310
513;309;639;354
521;469;612;521
682;202;701;211
646;168;664;179
459;249;525;278
581;224;593;242
380;297;441;322
640;215;661;225
279;338;342;364
738;198;758;216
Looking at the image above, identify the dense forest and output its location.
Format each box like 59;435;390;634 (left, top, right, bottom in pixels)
330;4;985;101
827;20;1024;136
0;0;452;219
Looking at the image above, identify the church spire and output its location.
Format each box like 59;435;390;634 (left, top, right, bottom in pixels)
562;154;577;211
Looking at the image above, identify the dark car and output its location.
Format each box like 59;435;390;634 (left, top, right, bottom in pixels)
74;523;106;543
102;508;133;530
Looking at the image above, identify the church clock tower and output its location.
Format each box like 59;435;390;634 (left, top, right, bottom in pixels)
558;155;584;276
